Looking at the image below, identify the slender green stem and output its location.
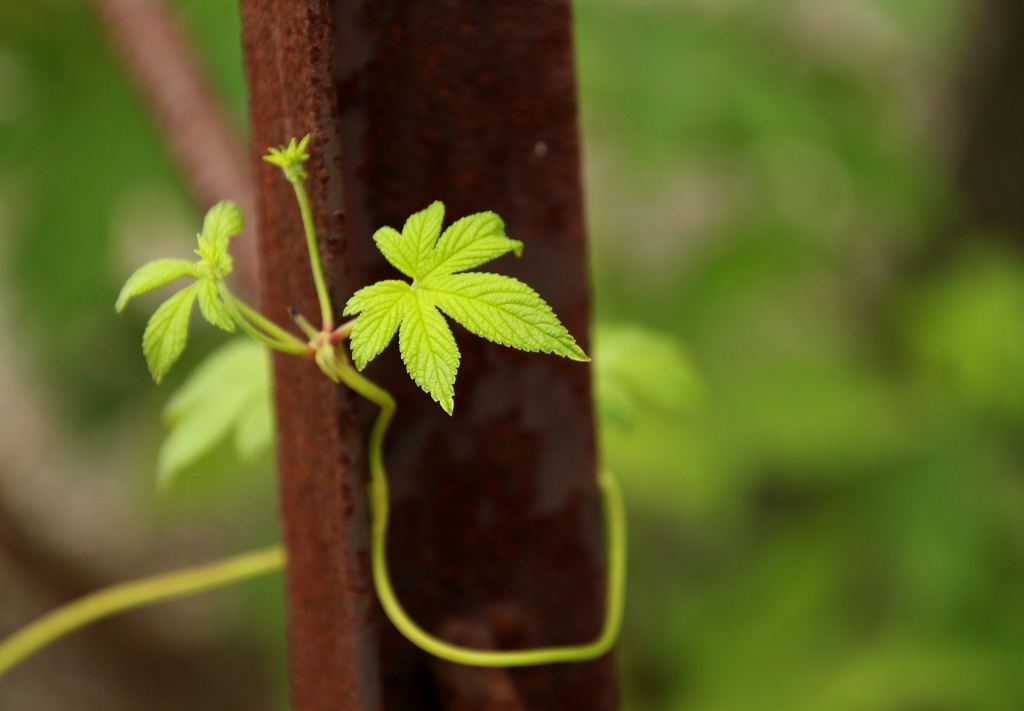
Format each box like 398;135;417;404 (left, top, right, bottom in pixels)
288;178;333;332
219;286;310;356
0;546;284;679
329;318;357;344
336;360;627;667
231;295;308;350
291;311;321;341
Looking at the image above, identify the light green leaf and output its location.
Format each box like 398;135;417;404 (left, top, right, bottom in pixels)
399;294;459;414
343;280;411;369
115;259;196;313
420;212;522;279
373;226;415;278
201;200;244;250
373;202;445;279
344;202;588;413
592;323;705;428
401;201;445;276
234;395;274;462
143;284;199;383
158;338;273;489
422;272;588;361
197;279;236;332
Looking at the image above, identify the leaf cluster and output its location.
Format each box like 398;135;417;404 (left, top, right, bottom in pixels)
116;201;244;382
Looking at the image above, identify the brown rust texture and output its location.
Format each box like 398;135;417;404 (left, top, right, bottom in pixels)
239;2;380;710
332;1;617;708
430;619;528;711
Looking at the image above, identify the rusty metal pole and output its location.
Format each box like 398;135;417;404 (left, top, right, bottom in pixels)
333;2;618;709
240;2;380;710
240;0;616;708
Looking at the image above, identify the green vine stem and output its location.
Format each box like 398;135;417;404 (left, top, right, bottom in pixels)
286;172;333;332
0;360;625;674
218;284;309;355
231;294;309;349
336;360;627;666
0;546;284;678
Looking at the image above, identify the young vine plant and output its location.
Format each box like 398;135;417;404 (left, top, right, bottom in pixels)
0;136;626;675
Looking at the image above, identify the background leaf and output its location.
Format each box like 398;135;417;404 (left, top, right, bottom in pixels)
158;337;274;489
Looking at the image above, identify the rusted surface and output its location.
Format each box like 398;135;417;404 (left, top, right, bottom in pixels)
89;0;259;294
239;2;379;710
333;1;618;709
430;619;527;711
241;1;613;708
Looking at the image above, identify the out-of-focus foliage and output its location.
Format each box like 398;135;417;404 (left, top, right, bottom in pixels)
907;246;1024;417
0;0;288;703
158;337;273;490
0;0;245;425
4;0;1024;709
593;323;705;428
575;0;1024;709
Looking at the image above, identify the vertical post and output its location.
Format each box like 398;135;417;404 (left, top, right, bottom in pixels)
239;2;380;710
333;1;618;709
240;1;616;708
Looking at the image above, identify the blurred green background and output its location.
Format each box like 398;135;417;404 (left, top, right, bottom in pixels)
3;0;1024;709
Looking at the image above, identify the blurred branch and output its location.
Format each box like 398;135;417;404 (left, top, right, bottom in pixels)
86;0;258;295
950;0;1024;243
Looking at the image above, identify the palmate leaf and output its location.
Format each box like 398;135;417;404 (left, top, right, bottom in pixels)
592;324;705;428
344;202;586;414
196;201;243;271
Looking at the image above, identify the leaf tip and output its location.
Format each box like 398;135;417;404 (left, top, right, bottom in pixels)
564;342;590;362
